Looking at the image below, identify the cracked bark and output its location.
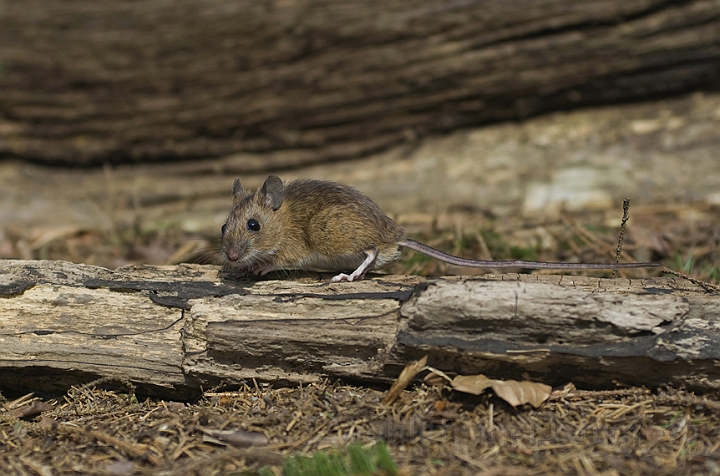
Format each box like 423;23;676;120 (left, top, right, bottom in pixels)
0;260;718;399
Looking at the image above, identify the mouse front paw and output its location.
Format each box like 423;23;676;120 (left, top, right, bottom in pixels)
252;264;276;276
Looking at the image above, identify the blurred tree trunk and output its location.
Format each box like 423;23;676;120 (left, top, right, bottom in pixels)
1;0;719;167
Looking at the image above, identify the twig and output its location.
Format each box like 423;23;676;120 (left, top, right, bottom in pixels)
68;377;136;404
612;198;631;278
661;267;720;293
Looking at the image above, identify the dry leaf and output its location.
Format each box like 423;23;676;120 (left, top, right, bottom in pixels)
201;429;269;447
39;415;59;430
423;366;453;387
490;380;552;408
383;355;428;405
423;373;447;387
451;375;495;395
8;401;53;418
445;373;552;408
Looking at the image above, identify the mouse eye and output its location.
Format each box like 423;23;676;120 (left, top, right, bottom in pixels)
221;224;227;235
246;219;260;232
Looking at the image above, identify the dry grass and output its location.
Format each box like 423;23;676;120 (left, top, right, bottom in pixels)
392;204;720;284
1;202;719;475
1;382;719;475
3;204;719;284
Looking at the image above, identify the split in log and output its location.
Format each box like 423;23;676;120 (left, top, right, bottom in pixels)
0;259;718;400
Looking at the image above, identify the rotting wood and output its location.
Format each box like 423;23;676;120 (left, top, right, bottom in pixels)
0;259;718;399
1;0;719;166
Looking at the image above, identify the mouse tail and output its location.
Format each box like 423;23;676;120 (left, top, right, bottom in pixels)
398;239;660;269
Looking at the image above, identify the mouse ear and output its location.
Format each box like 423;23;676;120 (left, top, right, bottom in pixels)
232;178;244;198
260;175;284;210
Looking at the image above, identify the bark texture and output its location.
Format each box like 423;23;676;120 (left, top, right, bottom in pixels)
1;0;719;166
0;260;718;399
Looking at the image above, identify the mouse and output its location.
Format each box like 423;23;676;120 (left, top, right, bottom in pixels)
221;175;661;282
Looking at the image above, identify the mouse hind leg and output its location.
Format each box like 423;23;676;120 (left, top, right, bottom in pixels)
331;246;378;282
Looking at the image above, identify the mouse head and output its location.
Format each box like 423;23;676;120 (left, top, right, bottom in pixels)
221;175;286;271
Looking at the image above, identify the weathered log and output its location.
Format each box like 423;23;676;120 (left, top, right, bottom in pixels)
0;259;718;399
1;0;719;166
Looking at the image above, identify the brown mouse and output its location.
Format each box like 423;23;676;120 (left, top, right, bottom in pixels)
221;175;660;282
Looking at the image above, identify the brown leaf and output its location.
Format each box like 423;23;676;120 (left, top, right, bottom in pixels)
39;415;59;430
383;355;428;405
451;374;552;408
8;401;54;418
490;380;552;408
423;373;446;387
202;429;269;447
451;375;495;395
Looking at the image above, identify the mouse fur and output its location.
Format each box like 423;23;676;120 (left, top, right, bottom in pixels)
222;175;404;277
222;175;660;281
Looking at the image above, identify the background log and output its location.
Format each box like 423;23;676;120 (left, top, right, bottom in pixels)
1;0;719;166
0;260;718;399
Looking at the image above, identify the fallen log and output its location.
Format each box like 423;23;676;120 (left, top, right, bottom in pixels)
0;259;718;399
2;0;719;166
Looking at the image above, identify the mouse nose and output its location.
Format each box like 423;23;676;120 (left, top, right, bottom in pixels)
226;248;239;261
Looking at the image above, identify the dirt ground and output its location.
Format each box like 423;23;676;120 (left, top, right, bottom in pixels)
1;378;719;475
1;205;719;475
1;91;720;474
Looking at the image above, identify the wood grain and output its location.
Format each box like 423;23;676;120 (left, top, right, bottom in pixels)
0;260;718;399
1;0;719;166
